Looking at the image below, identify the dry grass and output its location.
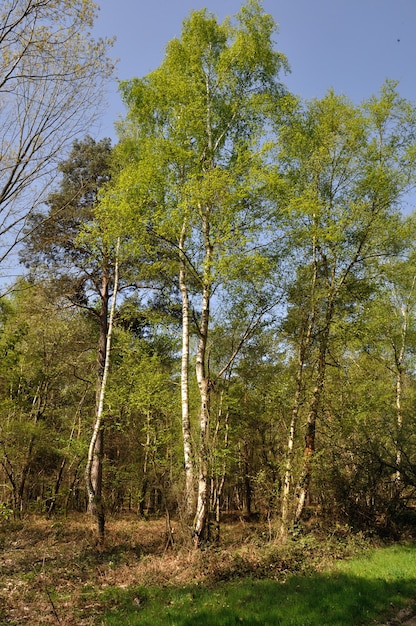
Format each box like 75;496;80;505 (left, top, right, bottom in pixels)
0;513;278;625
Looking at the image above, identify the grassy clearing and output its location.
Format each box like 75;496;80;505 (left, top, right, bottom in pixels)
0;515;415;625
100;543;416;625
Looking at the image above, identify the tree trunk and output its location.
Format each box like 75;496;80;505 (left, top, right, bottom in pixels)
394;348;404;487
139;410;151;516
211;391;229;543
280;235;319;540
85;239;120;543
179;221;195;519
280;312;314;539
192;210;212;547
193;358;210;546
295;306;332;523
280;388;300;536
87;270;108;541
393;297;410;488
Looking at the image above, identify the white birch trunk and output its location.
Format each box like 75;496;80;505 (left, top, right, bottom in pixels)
193;209;212;546
179;221;195;518
85;238;120;542
394;304;407;485
280;236;317;537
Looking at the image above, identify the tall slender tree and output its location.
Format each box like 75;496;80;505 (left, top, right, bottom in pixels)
106;0;290;545
20;137;122;540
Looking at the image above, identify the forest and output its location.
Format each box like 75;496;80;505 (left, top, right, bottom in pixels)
2;0;416;561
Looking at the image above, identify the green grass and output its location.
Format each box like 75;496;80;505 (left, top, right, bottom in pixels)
98;543;416;626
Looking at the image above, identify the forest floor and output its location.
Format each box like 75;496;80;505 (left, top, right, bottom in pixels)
0;513;415;625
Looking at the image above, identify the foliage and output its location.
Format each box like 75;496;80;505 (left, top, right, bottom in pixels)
0;282;95;514
2;1;416;548
20;135;115;307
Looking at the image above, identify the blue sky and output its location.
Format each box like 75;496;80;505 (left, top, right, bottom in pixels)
91;0;416;140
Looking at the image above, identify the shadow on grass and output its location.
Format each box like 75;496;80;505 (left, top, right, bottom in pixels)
101;567;416;626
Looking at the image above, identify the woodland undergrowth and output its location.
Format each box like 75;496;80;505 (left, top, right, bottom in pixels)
0;513;404;625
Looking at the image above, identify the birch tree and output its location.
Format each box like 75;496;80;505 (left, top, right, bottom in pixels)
108;0;290;545
275;83;416;534
85;238;120;542
20;137;126;540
